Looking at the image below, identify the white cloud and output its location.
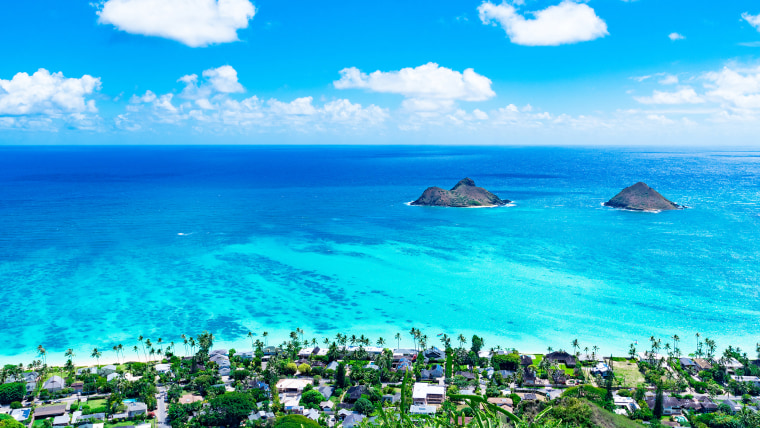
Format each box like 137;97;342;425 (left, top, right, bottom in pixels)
334;63;494;102
268;97;317;116
634;88;705;104
659;74;679;85
0;69;101;119
668;32;685;41
97;0;256;47
478;1;608;46
202;65;244;93
704;66;760;109
742;12;760;31
123;68;388;132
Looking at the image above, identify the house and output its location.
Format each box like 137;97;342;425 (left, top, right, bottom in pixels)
42;376;65;392
679;357;696;371
317;386;334;399
234;351;254;360
396;358;413;373
320;401;335;411
420;364;444;380
693;358;713;372
732;375;760;388
382;393;401;404
71;381;84;393
210;354;231;368
487;397;513;411
412;383;444;405
276;378;310;394
423;347;446;360
577;354;601;363
218;367;231;377
455;371;475;381
550;369;567;385
106;373;121;382
5;372;38;394
697;397;718;413
303;408;320;421
342;413;366;428
646;396;683;416
81;413;106;423
10;409;30;422
722;400;743;414
591;362;611;378
155;363;172;374
34;404;67;418
613;396;639;414
497;370;514;379
76;367;98;376
99;365;117;376
248;411;275;422
523;393;538;402
637;352;666;365
326;361;339;371
520;355;533;366
363;362;379;371
544;351;576;368
680;400;702;413
126;402;148;417
723;358;743;371
478;350;493;359
522;367;537;385
78;423;104;428
179;394;204;404
346;385;367;402
52;415;70;426
410;405;437;415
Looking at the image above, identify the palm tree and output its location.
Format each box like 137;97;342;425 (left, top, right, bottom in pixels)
395;332;401;349
118;344;124;362
149;348;156;361
571;339;579;356
263;331;269;346
350;335;357;346
139;335;147;361
91;347;102;368
592;345;599;360
248;331;255;353
133;346;140;362
377;337;385;347
458;334;466;349
37;345;47;367
112;346;120;364
157;338;163;355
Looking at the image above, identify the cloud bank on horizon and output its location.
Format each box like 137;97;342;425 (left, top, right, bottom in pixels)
3;0;760;145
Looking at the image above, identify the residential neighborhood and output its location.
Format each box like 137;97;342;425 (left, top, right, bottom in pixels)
1;331;759;428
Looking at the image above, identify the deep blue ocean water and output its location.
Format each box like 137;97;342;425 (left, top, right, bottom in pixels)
1;146;759;363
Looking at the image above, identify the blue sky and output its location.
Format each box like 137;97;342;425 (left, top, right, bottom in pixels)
2;0;760;145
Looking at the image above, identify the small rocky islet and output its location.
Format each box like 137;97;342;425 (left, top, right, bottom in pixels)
604;181;682;211
410;177;510;207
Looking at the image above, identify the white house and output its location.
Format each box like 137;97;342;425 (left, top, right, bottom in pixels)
43;376;65;392
412;383;445;405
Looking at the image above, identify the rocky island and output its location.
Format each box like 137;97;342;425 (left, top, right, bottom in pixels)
604;182;682;211
411;177;510;207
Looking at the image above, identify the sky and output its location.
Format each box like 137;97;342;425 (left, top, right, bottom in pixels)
2;0;760;145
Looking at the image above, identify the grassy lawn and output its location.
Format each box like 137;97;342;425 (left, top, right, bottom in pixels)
530;354;543;368
558;364;574;376
613;361;646;387
106;420;156;428
87;398;107;408
32;419;50;428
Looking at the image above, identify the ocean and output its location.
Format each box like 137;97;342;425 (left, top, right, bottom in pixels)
1;145;758;364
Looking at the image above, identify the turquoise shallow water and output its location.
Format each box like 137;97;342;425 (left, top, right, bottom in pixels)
1;146;759;364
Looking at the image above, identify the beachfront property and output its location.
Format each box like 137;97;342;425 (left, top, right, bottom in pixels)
4;331;758;428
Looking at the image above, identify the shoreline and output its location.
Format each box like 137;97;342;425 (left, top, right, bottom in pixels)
3;326;757;368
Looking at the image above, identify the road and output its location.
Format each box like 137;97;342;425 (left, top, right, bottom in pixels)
156;386;167;428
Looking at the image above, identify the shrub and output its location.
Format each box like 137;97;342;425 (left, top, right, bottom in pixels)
0;383;25;405
353;397;374;415
283;363;298;376
297;364;311;375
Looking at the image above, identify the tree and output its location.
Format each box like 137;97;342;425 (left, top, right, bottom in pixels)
335;362;347;388
167;403;189;428
353;397;374;415
471;335;484;354
0;383;25;404
272;415;320;428
91;348;102;368
299;390;325;409
395;332;401;349
653;386;664;419
200;391;254;428
297;363;311;375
